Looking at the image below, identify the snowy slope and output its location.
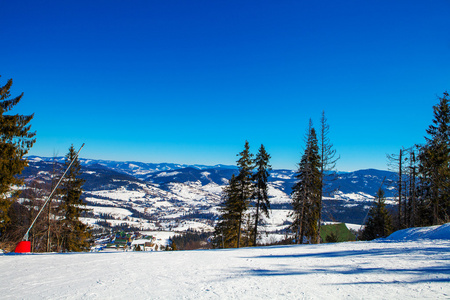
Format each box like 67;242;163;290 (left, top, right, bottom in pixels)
387;223;450;241
1;224;450;299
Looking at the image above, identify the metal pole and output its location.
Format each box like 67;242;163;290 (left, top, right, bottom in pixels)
22;143;85;241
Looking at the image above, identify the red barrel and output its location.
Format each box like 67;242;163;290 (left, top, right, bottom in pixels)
14;241;31;253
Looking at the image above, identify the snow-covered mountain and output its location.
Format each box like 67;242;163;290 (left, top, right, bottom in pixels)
21;156;399;238
26;156;236;180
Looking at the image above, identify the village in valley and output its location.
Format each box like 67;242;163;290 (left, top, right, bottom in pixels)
92;231;174;252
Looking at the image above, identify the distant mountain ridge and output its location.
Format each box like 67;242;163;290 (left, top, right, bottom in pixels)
27;156;237;180
26;156;396;196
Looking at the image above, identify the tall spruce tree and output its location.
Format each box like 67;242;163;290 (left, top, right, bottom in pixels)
0;76;36;236
60;145;90;252
361;188;393;240
417;91;450;225
235;141;254;248
213;175;240;248
252;144;271;246
291;121;322;244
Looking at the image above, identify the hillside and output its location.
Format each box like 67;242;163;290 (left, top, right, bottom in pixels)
1;224;449;299
20;157;400;241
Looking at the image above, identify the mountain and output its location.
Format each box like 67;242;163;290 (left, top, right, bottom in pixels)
20;156;399;238
26;156;236;180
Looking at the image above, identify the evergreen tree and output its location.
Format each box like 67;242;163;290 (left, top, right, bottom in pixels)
213;141;255;249
59;145;91;252
213;175;241;248
417;91;450;225
170;230;211;250
291;121;322;244
235;141;254;248
0;76;36;236
252;144;271;246
361;188;393;240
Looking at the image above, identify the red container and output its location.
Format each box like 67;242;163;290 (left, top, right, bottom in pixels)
14;241;31;253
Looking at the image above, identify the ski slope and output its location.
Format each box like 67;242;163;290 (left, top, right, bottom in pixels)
1;224;450;299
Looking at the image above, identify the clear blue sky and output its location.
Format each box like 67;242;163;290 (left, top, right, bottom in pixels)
2;1;449;171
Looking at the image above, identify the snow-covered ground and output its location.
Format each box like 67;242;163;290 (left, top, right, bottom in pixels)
1;224;450;299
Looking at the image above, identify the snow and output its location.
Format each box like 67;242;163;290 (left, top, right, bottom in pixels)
202;183;223;194
344;223;364;232
155;171;180;177
267;184;291;204
201;171;211;178
171;220;214;232
387;223;450;241
89;188;146;201
271;173;291;180
1;224;449;299
85;206;133;219
140;231;176;246
27;156;46;163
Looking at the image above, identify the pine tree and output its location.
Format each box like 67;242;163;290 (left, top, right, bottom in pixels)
59;145;91;252
291;121;322;244
214;141;255;249
0;76;36;235
213;175;241;248
235;141;254;248
417;91;450;225
361;188;393;240
252;144;271;246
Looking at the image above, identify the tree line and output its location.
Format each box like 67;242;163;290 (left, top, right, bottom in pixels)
212;142;271;248
213;112;339;247
214;92;450;246
1;74;448;250
362;91;450;240
0;76;90;252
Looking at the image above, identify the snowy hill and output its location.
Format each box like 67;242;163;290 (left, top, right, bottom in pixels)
20;156;399;238
387;223;450;241
1;224;449;299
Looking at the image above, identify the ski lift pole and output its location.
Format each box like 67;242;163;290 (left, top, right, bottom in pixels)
21;143;85;242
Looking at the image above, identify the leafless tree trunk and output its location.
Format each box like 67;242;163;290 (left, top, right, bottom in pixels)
319;111;339;243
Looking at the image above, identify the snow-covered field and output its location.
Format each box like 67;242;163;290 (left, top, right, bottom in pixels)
1;224;450;299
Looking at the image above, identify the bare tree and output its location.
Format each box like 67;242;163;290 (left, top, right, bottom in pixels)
318;111;339;243
387;148;408;229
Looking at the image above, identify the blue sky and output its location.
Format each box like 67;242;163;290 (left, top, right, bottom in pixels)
2;1;449;171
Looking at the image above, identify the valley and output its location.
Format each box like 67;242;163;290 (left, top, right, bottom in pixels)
21;156;399;243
